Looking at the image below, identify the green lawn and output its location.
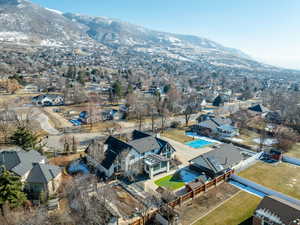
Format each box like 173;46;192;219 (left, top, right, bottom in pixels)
239;161;300;200
193;191;261;225
154;174;185;191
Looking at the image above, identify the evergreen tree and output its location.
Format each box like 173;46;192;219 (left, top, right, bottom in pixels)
10;126;40;151
213;95;223;107
112;80;123;100
0;167;27;209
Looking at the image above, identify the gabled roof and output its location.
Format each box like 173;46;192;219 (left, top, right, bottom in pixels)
255;196;300;224
197;117;232;130
0;150;60;183
27;163;61;183
211;117;232;126
218;124;237;131
129;136;161;154
190;143;242;173
101;136;131;169
248;104;269;113
198;120;219;130
100;131;173;169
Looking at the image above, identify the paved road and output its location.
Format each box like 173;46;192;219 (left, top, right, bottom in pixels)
43;113;201;152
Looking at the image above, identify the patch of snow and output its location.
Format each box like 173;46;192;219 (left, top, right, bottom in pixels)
40;39;63;47
46;8;63;15
0;32;29;42
167;36;181;43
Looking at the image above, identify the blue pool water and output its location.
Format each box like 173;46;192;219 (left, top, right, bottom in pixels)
171;168;204;183
185;139;213;148
68;161;89;174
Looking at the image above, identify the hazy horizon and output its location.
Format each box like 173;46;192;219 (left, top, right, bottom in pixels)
30;0;300;70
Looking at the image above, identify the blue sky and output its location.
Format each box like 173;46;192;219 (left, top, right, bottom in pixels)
31;0;300;69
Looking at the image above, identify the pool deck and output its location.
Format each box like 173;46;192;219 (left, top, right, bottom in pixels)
160;136;213;165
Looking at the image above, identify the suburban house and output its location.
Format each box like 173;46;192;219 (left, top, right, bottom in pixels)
263;111;282;124
189;143;243;178
32;94;64;106
192;115;239;138
86;130;176;178
102;109;124;121
248;104;270;115
253;195;300;225
0;149;62;197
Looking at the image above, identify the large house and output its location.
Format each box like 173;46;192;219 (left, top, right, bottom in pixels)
189;143;243;178
32;94;64;106
0;149;62;197
253;195;300;225
86;130;176;179
193;115;239;138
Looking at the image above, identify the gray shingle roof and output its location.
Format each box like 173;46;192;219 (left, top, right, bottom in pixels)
27;163;61;183
255;196;300;224
191;143;242;173
0;149;60;184
129;136;161;154
198;120;219;130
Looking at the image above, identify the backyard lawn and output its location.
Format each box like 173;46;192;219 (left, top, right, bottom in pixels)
238;129;260;147
161;129;193;143
239;161;300;200
286;143;300;158
193;191;261;225
154;174;185;191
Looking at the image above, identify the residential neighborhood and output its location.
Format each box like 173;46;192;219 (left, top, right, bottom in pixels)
0;1;300;225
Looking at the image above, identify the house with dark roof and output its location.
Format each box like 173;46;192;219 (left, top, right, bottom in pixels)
0;149;62;197
32;94;64;106
248;104;270;114
189;143;243;178
192;116;239;138
253;195;300;225
86;130;176;178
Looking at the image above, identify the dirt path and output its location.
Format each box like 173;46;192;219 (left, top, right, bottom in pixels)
42;107;72;128
34;108;60;135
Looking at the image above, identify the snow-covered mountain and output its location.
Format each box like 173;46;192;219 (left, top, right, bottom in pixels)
0;0;299;78
0;0;95;47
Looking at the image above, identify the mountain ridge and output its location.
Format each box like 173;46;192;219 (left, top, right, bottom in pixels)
0;0;299;78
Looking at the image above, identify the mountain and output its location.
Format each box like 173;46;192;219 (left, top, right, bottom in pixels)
0;0;95;47
0;0;299;79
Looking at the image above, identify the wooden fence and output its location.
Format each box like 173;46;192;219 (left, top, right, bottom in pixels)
129;170;234;225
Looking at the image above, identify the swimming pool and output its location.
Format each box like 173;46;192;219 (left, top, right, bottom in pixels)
185;139;213;148
68;161;89;175
171;168;202;183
